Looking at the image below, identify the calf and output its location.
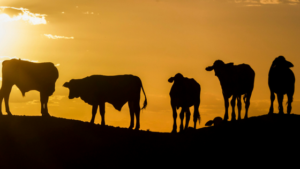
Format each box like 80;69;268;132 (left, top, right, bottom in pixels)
268;56;295;115
206;60;255;121
168;73;201;133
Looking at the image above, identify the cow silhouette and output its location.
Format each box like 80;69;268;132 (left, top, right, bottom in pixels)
205;117;223;127
268;56;295;115
0;59;59;116
63;75;147;130
206;60;255;121
168;73;200;133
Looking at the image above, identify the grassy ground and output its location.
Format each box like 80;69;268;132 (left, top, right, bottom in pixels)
0;114;298;168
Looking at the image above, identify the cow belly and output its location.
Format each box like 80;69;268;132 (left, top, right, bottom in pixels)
269;71;294;94
80;91;134;111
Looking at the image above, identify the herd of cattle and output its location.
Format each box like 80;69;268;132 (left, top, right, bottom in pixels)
0;56;295;133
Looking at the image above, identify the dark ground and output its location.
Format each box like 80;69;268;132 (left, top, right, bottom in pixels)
0;114;299;168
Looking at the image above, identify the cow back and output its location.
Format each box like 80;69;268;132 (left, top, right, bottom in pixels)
217;64;254;96
269;67;295;94
170;78;200;108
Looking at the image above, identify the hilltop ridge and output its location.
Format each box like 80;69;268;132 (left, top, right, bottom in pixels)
0;114;299;168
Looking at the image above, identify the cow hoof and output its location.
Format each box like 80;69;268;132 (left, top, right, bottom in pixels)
42;113;50;117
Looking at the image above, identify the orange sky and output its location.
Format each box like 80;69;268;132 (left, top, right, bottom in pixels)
0;0;300;132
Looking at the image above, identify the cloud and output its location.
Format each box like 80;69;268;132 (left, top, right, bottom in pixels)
0;6;46;25
83;11;99;15
233;0;299;5
260;0;281;4
26;100;39;105
48;95;66;106
246;4;262;6
44;34;74;40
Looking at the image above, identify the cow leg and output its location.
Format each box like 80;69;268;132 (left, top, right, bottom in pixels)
2;83;13;116
237;96;242;120
99;102;106;126
134;101;141;130
287;91;294;115
90;104;98;124
179;107;185;132
171;101;177;133
185;108;191;130
244;92;252;119
223;95;229;121
40;93;50;117
230;95;237;121
193;102;200;129
0;85;6;115
277;93;284;115
128;101;135;130
268;91;275;115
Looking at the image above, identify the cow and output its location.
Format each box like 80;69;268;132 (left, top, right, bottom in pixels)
63;75;147;130
268;56;295;115
0;59;59;116
168;73;201;133
205;117;223;127
206;60;255;121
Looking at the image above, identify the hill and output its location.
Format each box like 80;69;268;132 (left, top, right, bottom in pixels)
0;114;299;168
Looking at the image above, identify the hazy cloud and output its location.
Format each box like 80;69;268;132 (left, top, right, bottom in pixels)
44;34;74;40
26;99;39;105
0;6;46;25
260;0;281;4
233;0;299;5
48;95;66;106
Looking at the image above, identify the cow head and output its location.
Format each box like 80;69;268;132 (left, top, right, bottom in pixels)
271;56;293;69
63;79;80;99
168;73;184;83
206;60;234;77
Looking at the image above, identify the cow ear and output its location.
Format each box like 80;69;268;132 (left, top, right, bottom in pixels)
63;82;70;88
205;66;214;71
205;120;214;126
168;77;174;83
286;61;294;68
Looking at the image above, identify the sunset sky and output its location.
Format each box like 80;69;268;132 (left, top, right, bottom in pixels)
0;0;299;132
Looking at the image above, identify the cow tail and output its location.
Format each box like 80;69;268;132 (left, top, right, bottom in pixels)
198;112;201;125
141;83;147;110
